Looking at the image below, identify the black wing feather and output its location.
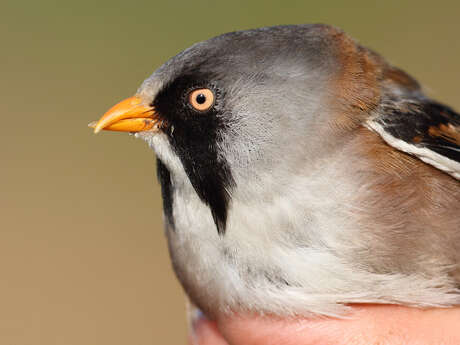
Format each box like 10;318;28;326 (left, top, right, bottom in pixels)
369;99;460;178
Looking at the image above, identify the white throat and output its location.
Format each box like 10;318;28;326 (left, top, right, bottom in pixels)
135;131;460;317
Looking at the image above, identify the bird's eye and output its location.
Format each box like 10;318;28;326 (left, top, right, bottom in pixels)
188;88;215;112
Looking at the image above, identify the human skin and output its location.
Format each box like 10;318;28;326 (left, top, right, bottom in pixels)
190;305;460;345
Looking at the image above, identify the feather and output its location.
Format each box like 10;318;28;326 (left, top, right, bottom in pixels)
366;101;460;179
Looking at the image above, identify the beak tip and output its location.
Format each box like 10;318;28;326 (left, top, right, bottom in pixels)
88;121;102;134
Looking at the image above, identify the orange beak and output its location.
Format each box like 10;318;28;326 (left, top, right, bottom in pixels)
89;96;160;133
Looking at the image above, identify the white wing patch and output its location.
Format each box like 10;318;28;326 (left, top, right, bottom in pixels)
366;120;460;180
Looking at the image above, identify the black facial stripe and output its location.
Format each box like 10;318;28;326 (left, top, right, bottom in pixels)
153;73;234;234
156;158;174;230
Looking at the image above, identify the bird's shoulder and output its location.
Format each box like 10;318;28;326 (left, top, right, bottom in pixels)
366;97;460;180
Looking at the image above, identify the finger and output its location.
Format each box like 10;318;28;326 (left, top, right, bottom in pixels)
218;314;334;345
186;301;229;345
189;317;230;345
216;305;460;345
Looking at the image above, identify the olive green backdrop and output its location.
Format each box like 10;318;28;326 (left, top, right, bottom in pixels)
2;0;459;344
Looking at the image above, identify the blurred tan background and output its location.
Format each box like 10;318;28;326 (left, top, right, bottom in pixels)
1;0;459;344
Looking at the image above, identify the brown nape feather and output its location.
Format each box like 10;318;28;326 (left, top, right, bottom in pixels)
349;127;460;283
382;65;421;93
326;27;420;131
327;28;383;131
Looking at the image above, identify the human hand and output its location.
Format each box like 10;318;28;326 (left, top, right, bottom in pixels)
189;304;460;345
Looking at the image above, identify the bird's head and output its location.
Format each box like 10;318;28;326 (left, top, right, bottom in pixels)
89;24;460;319
90;24;384;234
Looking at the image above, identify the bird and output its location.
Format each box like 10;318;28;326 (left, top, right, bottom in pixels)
89;24;460;317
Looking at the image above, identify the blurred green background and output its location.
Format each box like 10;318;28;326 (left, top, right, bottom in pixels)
2;0;459;344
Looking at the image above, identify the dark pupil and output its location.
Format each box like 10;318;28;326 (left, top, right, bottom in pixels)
196;93;206;104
